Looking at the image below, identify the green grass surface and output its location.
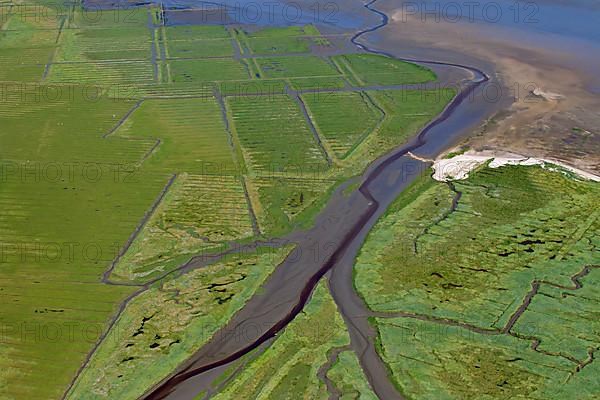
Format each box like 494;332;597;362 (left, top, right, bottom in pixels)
355;166;599;323
70;8;149;28
374;317;600;399
218;79;287;96
66;246;294;400
511;266;600;362
227;94;329;175
165;25;231;41
122;82;215;98
55;27;151;62
0;85;169;398
212;279;375;399
354;165;600;398
333;53;436;86
238;25;323;55
247;176;338;237
111;173;255;283
0;50;52;81
339;89;453;172
0;10;58;81
170;58;250;83
37;8;155;85
288;76;348;91
48;60;156;85
257;56;339;78
247;35;310;54
302;91;383;159
112;98;236;173
167;38;235;59
372;89;454;139
327;351;379;400
1;12;60;48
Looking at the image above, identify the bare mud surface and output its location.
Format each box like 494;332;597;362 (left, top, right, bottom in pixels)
374;0;600;173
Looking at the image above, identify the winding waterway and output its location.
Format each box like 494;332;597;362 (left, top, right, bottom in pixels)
139;1;507;398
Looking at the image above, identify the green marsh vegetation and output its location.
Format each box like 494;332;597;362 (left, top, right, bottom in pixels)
164;25;234;59
169;57;250;84
111;98;236;173
67;246;295;400
0;96;164;394
0;42;166;400
0;1;452;397
109;173;255;283
0;4;60;81
333;54;436;86
211;279;377;400
302;91;383;159
373;317;591;399
326;351;379;400
326;89;455;174
163;37;235;59
48;8;155;85
288;75;348;91
236;25;322;55
354;164;600;398
227;94;330;174
256;55;340;78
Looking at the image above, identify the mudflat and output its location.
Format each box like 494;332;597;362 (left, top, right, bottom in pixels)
372;0;600;172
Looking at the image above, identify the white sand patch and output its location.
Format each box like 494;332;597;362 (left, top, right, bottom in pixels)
432;155;491;181
531;88;564;101
432;150;600;182
407;151;434;163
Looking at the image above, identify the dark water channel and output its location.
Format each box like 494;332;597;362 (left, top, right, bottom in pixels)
134;0;508;398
